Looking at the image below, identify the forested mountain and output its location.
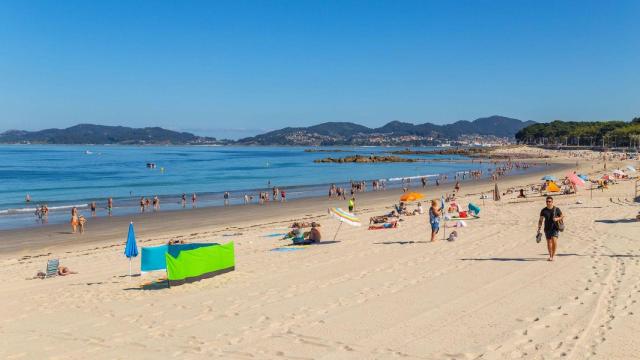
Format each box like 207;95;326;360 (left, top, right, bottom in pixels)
515;117;640;147
237;116;534;145
0;124;220;145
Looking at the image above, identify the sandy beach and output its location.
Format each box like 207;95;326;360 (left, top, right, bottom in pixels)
1;147;639;359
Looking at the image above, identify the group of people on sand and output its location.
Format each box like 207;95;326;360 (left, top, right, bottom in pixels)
282;221;322;244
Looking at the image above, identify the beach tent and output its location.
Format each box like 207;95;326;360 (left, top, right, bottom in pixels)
547;182;560;192
578;174;589;181
400;192;424;202
141;243;219;272
626;165;636;173
541;175;557;181
468;203;481;215
165;242;235;286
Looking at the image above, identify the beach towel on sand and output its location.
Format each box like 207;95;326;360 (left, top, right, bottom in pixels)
271;247;305;252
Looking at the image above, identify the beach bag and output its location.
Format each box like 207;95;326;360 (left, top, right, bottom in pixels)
554;207;565;232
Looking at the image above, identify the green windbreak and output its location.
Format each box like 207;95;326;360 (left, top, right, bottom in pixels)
166;242;235;286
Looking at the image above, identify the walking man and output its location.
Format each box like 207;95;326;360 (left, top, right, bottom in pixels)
538;196;564;261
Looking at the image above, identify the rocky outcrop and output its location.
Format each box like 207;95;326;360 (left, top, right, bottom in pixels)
314;155;417;163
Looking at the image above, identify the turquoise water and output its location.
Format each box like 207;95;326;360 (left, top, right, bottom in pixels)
0;145;530;229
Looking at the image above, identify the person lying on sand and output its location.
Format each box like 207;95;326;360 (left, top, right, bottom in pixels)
58;266;77;276
29;264;78;279
370;210;399;224
168;239;185;245
368;221;398;230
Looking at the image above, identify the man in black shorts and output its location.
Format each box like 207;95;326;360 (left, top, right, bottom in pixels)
538;196;564;261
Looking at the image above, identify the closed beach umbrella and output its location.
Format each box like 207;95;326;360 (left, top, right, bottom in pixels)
541;175;557;181
493;183;501;201
124;222;138;276
400;192;424;202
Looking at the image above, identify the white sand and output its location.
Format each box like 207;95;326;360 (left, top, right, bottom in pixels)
1;150;639;359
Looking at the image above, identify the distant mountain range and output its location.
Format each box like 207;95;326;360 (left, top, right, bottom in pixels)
0;116;535;145
237;116;536;145
0;124;223;145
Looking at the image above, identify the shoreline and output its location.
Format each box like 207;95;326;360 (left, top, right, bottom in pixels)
0;155;546;231
0;159;572;255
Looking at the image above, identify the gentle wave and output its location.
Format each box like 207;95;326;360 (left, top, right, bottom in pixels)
0;204;89;215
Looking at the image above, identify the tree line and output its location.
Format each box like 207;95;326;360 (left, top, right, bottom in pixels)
515;117;640;148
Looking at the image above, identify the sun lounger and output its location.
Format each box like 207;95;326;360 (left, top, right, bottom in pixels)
45;259;59;278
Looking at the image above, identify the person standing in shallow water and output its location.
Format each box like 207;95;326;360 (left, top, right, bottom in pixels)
107;197;113;216
538;196;564;261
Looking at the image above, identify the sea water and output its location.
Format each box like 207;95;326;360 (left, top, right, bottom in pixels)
0;145;534;229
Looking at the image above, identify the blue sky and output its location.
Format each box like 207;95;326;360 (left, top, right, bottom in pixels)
0;1;638;138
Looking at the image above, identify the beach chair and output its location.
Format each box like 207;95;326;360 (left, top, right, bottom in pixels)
45;259;59;278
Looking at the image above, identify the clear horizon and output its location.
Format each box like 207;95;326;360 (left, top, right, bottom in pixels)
1;1;638;138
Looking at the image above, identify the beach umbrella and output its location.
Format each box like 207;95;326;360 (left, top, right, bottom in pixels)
541;175;557;181
400;192;424;202
613;169;625;176
328;208;361;240
493;183;501;201
567;173;585;187
124;222;139;276
626;165;636;173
